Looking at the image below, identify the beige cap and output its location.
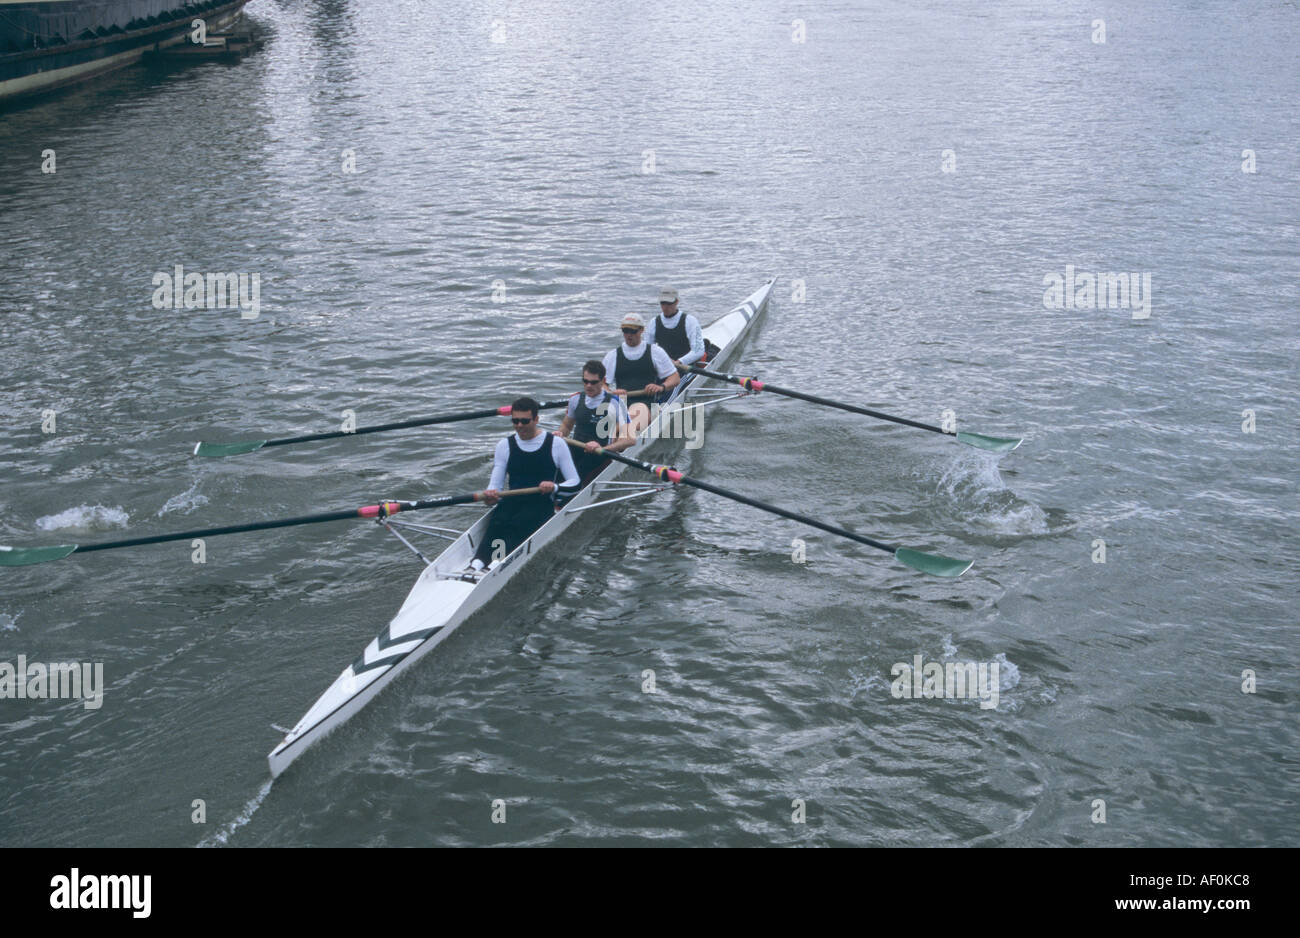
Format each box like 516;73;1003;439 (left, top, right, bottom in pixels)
620;312;645;328
658;287;678;303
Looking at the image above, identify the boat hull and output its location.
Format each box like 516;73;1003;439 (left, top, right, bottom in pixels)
268;278;776;778
0;0;251;105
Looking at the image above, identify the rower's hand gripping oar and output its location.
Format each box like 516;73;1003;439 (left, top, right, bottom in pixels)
0;488;543;567
680;364;1022;453
560;438;971;577
193;400;575;458
608;387;663;402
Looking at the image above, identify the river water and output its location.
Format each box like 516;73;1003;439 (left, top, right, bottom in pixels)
1;0;1296;846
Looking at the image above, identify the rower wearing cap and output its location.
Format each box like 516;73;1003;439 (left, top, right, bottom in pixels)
559;359;637;483
469;396;580;571
602;312;679;432
645;286;705;369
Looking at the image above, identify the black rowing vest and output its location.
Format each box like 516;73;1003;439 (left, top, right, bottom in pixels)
573;391;616;445
615;344;658;392
654;313;690;359
506;434;557;489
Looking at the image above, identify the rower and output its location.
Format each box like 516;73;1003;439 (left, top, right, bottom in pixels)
559;359;637;483
602;312;679;432
469;396;580;571
645;286;705;369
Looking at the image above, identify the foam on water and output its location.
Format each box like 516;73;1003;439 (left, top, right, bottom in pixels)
993;653;1021;692
935;453;1049;536
157;481;209;517
197;779;274;848
940;637;1020;691
938;636;1022;706
847;669;892;700
850;638;1022;709
35;505;130;532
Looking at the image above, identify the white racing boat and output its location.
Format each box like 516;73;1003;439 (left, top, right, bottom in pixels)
267;278;777;777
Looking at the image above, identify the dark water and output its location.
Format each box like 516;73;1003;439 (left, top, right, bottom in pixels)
1;0;1296;846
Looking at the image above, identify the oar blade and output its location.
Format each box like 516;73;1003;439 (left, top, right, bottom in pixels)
0;544;78;567
194;439;267;458
954;431;1022;453
894;547;972;577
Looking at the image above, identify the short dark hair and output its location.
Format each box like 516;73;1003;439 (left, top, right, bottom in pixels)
582;359;606;380
511;396;540;417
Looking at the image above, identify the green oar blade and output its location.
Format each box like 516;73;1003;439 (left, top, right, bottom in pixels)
894;548;972;577
194;439;267;458
0;544;79;566
954;431;1022;453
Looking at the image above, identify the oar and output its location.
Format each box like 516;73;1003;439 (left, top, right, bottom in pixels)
0;488;542;567
608;387;661;402
560;439;971;576
193;400;575;457
679;364;1022;453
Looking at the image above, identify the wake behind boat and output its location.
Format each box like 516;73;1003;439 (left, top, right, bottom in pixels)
266;278;777;777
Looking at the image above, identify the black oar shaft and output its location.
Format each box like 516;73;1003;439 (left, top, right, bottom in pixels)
69;494;481;555
684;365;947;435
669;471;897;554
263;412;501;449
55;487;544;561
261;399;572;449
560;439;897;556
72;509;377;553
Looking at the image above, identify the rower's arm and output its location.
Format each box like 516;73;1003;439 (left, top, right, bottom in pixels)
678;316;706;366
560;398;578;438
608;419;637;452
487;438;510;491
652;346;681;390
604;398;637;452
559;389;579;433
551;435;581;491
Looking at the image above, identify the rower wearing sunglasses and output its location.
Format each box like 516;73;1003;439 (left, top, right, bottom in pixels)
602;312;680;432
559;359;637;484
469;396;580;572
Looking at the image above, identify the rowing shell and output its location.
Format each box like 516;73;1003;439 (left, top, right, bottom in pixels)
268;278;776;777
